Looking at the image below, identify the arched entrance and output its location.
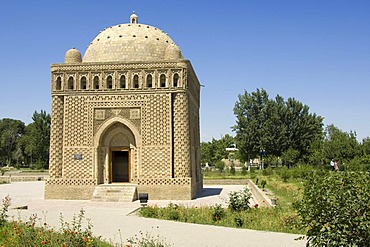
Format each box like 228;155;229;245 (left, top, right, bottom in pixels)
94;118;141;185
111;148;130;182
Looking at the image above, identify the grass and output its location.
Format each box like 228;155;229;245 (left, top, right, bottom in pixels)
140;203;303;234
202;168;249;179
140;168;307;235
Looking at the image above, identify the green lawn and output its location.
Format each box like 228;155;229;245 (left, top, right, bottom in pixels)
140;170;306;234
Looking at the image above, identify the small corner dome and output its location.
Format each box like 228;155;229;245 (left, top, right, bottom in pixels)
65;48;82;63
164;44;183;60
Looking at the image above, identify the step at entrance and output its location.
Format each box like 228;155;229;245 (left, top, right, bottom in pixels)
91;184;138;202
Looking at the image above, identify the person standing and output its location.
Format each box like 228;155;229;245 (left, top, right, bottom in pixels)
330;159;335;171
334;160;339;171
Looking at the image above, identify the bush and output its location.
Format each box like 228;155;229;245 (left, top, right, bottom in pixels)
128;229;173;247
140;205;158;218
165;203;180;221
278;167;291;182
262;166;273;176
0;196;10;226
294;171;370;246
234;214;244;228
215;161;225;173
260;180;267;190
228;187;251;212
230;164;236;175
348;155;370;171
241;165;247;175
290;165;315;179
212;204;225;221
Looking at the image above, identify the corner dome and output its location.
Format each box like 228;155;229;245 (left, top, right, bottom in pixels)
83;13;183;63
65;48;82;63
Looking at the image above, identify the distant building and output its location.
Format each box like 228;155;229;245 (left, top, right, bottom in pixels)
45;13;203;201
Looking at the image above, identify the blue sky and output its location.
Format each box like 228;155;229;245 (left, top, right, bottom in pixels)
1;1;370;142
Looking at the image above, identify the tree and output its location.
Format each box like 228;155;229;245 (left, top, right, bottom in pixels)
0;118;25;165
233;89;270;162
233;88;323;164
18;110;50;169
361;137;370;156
201;134;237;165
322;124;360;165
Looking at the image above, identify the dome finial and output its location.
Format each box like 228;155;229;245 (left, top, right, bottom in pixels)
130;11;138;24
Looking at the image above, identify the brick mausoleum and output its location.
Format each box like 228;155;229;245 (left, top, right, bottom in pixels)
45;13;203;201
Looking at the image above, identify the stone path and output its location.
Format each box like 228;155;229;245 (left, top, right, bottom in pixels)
0;181;306;247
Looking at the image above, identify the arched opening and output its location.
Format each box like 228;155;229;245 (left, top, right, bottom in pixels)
56;77;62;90
80;76;87;90
120;75;126;89
106;75;113;89
94;76;100;89
160;74;166;88
96;121;138;184
146;74;152;88
173;73;179;87
133;75;139;89
68;77;74;90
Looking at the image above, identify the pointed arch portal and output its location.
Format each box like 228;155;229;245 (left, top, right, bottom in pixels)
94;117;141;184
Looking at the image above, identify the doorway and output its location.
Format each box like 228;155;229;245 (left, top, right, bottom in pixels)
111;150;129;182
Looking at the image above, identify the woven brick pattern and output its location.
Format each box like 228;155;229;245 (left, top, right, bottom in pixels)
142;94;171;146
63;147;93;179
64;96;89;146
173;93;191;178
49;96;64;178
141;146;171;178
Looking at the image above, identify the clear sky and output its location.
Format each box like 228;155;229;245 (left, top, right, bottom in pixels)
1;1;370;142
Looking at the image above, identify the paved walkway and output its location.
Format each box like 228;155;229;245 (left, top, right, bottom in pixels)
0;181;306;247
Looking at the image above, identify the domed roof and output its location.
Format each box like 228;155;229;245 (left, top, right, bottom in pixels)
65;48;82;63
83;13;183;63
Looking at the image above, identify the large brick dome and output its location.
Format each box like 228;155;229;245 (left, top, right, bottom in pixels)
83;13;183;63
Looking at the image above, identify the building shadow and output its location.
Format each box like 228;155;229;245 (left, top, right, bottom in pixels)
196;188;223;199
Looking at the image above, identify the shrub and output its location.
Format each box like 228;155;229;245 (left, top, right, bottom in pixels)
140;205;158;218
348;155;370;171
165;203;180;221
215;161;225;173
262;166;273;176
278;167;291;182
234;214;244;228
260;180;267;190
241;165;247;175
294;171;370;246
211;204;225;221
127;229;173;247
290;165;315;179
230;164;236;175
0;195;10;226
228;187;251;212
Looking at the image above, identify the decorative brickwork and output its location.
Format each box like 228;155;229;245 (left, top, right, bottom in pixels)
46;14;202;200
173;93;191;178
142;94;171;146
49;96;64;178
